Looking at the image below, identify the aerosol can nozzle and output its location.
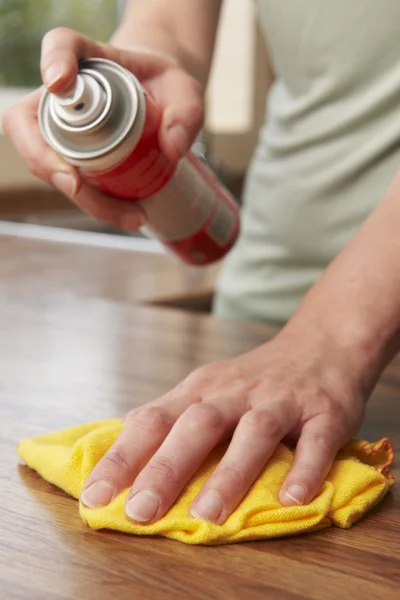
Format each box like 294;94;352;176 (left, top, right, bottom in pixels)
52;74;107;126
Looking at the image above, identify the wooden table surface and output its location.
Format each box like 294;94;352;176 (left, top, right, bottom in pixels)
0;221;219;308
0;228;399;600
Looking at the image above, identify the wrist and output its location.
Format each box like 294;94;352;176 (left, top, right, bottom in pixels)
281;295;394;398
289;171;400;395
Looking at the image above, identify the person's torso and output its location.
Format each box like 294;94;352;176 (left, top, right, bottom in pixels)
215;0;400;323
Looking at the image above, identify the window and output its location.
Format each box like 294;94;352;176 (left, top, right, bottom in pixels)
0;0;118;87
0;0;120;230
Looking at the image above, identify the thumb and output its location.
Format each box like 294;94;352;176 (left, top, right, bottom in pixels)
155;69;205;162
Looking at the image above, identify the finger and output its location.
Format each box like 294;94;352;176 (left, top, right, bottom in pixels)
41;29;203;161
40;28;177;94
124;401;241;524
81;386;202;509
149;69;204;162
2;89;145;229
2;88;78;185
279;416;345;507
41;28;106;92
70;182;146;231
189;407;295;524
80;406;175;508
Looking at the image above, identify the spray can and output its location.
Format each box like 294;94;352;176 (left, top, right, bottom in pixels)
38;58;240;265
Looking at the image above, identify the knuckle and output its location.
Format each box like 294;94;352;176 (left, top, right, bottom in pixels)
81;203;116;225
307;431;337;454
124;407;142;422
276;388;297;408
1;104;24;137
218;464;246;491
225;363;257;394
103;446;131;472
241;410;282;439
84;205;114;226
224;363;245;380
325;399;346;421
131;406;174;435
183;365;212;390
315;396;355;434
25;156;42;178
313;391;345;417
27;159;44;180
146;456;179;485
183;402;224;432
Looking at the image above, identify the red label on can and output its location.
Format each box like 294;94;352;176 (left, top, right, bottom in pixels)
83;86;240;265
86;92;175;199
139;153;240;264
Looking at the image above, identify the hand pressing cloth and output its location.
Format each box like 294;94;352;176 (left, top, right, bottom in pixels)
18;419;394;545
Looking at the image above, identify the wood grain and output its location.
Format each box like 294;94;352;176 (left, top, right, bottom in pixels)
0;233;399;600
0;229;219;310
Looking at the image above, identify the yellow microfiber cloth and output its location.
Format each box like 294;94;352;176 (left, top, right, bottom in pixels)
18;419;395;545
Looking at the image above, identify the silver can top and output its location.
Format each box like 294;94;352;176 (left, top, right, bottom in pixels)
39;58;144;167
52;72;108;126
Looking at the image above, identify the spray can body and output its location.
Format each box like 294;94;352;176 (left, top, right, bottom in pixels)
39;59;240;265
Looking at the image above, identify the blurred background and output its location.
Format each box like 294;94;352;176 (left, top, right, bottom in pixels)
0;0;272;234
0;0;118;87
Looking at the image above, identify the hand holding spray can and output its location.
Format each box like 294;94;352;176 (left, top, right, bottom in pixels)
38;59;240;265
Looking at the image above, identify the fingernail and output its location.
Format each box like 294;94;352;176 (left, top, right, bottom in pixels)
44;64;64;88
125;490;160;523
167;124;190;157
120;209;147;231
51;172;77;197
285;484;306;506
81;481;114;508
190;491;223;523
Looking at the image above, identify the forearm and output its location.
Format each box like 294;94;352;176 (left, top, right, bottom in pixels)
111;0;223;87
284;172;400;393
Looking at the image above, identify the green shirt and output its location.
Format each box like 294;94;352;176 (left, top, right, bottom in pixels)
214;0;400;323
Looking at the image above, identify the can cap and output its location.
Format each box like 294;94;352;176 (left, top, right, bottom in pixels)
38;59;144;168
53;74;107;126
